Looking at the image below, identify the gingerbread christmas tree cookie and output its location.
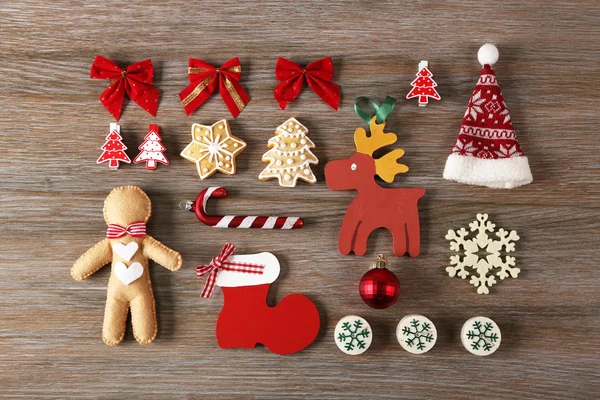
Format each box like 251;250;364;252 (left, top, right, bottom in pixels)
258;117;318;187
181;119;246;180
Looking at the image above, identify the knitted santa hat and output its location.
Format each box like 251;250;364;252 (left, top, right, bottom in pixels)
443;44;532;189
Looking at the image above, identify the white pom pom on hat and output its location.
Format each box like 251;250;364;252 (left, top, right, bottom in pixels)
477;43;499;66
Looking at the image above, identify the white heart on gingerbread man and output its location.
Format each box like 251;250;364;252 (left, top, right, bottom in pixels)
112;242;139;261
114;262;143;285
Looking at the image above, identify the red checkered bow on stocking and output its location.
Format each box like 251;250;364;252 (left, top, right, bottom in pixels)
196;243;265;298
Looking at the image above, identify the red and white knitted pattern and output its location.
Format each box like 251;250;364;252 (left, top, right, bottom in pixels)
451;65;524;160
444;58;532;189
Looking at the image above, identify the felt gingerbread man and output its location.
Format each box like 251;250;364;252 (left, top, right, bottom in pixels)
71;186;182;345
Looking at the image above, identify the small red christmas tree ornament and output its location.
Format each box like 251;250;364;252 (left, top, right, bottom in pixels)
359;254;400;309
97;123;131;170
134;124;169;170
406;61;441;107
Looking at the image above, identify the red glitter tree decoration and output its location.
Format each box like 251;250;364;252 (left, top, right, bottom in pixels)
406;61;441;107
97;123;131;170
134;124;168;170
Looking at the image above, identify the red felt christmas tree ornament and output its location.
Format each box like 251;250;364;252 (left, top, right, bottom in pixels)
97;123;131;170
359;254;400;309
406;60;440;107
134;124;169;170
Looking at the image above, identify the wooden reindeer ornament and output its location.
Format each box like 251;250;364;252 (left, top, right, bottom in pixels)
324;97;425;257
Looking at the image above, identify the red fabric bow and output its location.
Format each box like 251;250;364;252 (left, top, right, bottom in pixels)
179;58;249;118
90;56;159;121
274;57;340;111
106;222;147;239
196;243;264;299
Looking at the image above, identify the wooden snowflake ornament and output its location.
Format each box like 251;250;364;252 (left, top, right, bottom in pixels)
181;120;246;180
258;118;318;187
446;213;521;294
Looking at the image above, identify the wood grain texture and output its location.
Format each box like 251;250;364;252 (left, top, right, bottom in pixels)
1;1;599;398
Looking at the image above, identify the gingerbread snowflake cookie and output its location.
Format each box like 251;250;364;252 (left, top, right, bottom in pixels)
259;117;318;187
181;119;246;180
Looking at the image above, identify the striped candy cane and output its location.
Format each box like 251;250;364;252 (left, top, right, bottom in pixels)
190;187;304;229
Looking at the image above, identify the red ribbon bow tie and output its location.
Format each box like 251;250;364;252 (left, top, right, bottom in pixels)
90;56;159;121
179;57;250;118
274;57;340;111
196;243;265;299
106;222;147;239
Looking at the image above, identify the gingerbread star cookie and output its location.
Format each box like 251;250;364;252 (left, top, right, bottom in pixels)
181;119;246;179
258;117;318;187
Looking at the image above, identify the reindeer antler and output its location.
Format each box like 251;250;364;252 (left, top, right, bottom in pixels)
354;117;397;156
375;149;409;182
354;116;408;183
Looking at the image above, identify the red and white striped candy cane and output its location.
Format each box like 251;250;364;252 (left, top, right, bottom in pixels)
190;187;304;229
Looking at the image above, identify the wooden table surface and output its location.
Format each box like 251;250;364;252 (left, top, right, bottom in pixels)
1;1;599;399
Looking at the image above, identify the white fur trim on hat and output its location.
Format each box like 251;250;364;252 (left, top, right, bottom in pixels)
443;153;532;189
216;252;280;287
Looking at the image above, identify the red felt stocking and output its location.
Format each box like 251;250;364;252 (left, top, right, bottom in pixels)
197;245;320;355
217;284;320;355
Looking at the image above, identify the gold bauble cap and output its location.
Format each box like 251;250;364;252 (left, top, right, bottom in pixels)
372;254;388;269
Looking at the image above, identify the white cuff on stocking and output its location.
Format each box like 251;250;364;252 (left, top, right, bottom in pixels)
216;252;280;287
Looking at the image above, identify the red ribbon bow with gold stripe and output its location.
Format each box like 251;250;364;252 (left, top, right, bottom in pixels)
90;56;159;121
179;58;250;118
106;222;147;239
196;243;264;299
274;57;340;111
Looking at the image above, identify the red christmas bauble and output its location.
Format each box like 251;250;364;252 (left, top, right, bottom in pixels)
359;255;400;309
